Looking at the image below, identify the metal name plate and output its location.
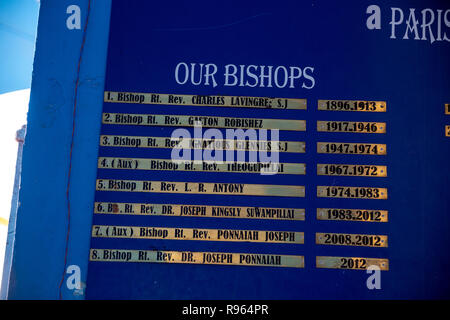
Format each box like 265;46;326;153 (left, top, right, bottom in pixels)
96;179;305;197
318;100;386;112
317;164;387;177
316;232;388;247
92;225;304;244
316;208;388;222
90;249;305;268
317;142;386;155
94;202;305;220
317;121;386;133
103;113;306;131
100;135;306;153
104;91;307;110
316;256;389;270
317;186;388;199
98;157;306;175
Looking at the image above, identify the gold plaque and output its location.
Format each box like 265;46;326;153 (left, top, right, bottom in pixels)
316;256;388;270
318;100;386;112
446;125;450;137
317;186;387;199
100;135;306;153
317;164;387;177
90;249;304;268
316;208;388;222
103;113;306;131
317;121;386;133
92;225;304;244
104;91;307;110
446;104;450;115
96;179;305;197
316;232;388;247
94;202;305;220
317;142;386;155
98;157;306;175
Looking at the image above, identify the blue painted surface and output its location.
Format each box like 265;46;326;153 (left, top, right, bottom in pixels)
85;0;450;299
4;0;450;300
4;0;111;299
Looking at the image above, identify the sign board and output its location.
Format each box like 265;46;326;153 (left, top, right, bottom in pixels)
85;0;450;299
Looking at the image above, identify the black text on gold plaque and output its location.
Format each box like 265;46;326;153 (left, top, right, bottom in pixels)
104;91;307;110
316;232;388;247
317;121;386;133
92;225;304;244
95;202;305;220
90;249;304;268
317;164;387;177
317;100;386;112
316;256;389;270
317;186;387;199
316;208;388;222
98;157;306;175
96;179;305;197
317;142;386;155
100;135;306;153
103;113;306;131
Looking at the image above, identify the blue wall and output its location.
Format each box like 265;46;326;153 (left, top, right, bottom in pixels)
3;0;111;299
